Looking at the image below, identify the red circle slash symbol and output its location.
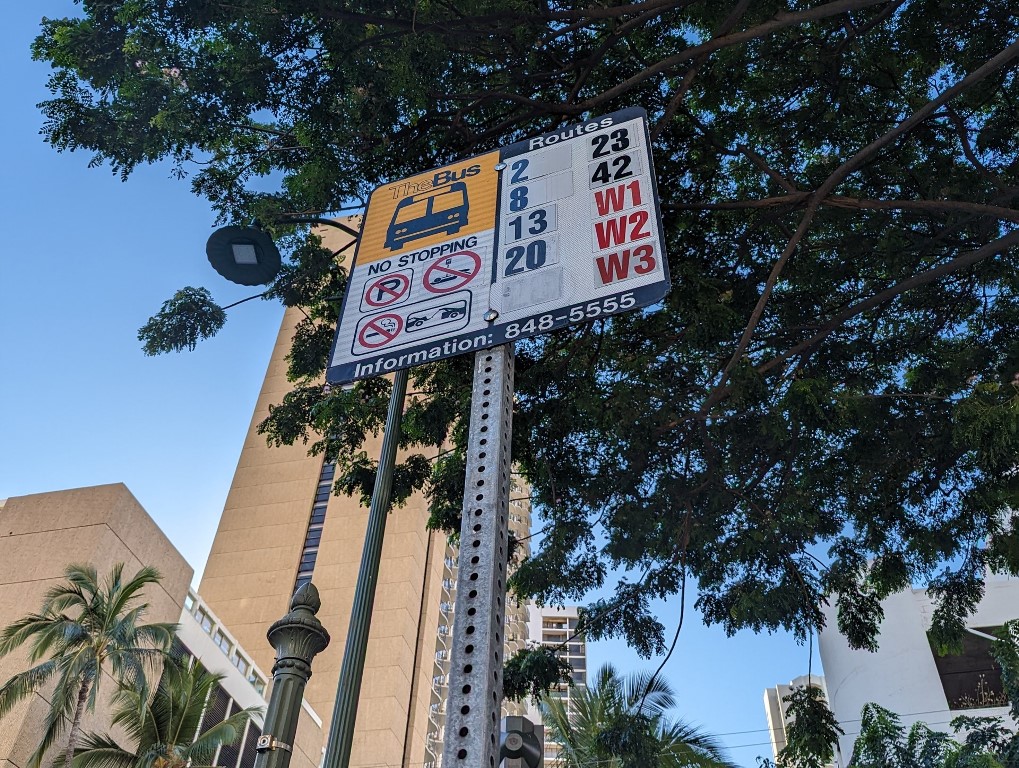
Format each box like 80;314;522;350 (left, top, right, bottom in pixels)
423;250;482;294
364;273;411;308
358;313;404;349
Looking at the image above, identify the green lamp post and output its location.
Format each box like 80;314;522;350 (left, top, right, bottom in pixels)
254;582;331;768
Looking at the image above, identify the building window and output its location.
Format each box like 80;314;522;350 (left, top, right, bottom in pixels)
213;630;231;655
196;609;213;633
293;460;335;594
305;526;323;547
252;676;266;696
238;723;260;768
217;718;244;768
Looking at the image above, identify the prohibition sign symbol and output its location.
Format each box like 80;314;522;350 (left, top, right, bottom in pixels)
357;313;404;349
364;273;411;308
423;250;482;294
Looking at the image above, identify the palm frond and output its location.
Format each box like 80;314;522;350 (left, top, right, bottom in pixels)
1;563;174;767
540;664;734;768
0;660;58;718
659;719;739;768
70;733;134;768
623;669;675;715
29;690;74;768
104;566;161;622
187;708;259;761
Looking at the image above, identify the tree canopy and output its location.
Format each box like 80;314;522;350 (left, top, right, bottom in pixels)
32;0;1019;673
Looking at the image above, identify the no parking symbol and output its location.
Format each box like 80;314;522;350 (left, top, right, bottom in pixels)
361;270;412;311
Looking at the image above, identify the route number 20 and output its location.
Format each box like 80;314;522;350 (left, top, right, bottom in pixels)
504;239;547;276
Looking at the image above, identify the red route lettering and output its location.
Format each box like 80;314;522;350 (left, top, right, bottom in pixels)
593;210;652;250
594;180;643;216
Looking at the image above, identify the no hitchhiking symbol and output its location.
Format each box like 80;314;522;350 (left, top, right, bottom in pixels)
423;250;482;294
362;271;412;309
356;313;404;351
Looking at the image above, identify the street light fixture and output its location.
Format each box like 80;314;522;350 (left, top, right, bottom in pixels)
206;217;360;286
206;224;283;286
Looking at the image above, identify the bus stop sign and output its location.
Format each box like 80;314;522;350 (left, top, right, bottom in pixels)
326;107;670;384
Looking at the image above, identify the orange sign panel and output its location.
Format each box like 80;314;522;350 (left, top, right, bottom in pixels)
357;152;500;265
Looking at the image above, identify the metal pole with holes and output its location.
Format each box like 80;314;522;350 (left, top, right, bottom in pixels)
441;345;515;768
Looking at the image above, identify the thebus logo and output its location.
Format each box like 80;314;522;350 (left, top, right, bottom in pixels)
432;164;481;186
385;182;470;251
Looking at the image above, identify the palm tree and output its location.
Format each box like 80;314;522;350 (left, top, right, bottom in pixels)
541;664;737;768
0;563;176;768
71;653;259;768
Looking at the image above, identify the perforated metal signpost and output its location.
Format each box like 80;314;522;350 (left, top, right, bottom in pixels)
441;344;515;768
325;107;668;768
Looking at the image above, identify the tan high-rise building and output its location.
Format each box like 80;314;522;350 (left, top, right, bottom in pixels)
198;224;534;768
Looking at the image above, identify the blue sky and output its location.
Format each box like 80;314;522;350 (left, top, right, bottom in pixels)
0;5;823;765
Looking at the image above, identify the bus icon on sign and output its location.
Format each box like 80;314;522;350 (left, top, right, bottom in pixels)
385;182;469;250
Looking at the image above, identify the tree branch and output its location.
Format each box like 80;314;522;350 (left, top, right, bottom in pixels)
700;36;1019;414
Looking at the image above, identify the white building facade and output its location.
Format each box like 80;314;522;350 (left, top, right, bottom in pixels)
819;574;1019;763
525;604;588;764
763;675;838;767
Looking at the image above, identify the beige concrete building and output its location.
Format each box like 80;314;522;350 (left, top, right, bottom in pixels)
0;485;323;768
198;303;453;767
0;485;194;768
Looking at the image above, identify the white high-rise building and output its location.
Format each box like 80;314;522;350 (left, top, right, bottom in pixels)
525;605;588;764
763;675;838;768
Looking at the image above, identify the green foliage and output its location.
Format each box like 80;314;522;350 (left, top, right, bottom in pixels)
31;0;1019;684
137;287;225;354
992;620;1019;725
71;653;259;768
540;664;736;768
0;564;175;768
778;685;844;768
849;704;958;768
502;645;573;703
